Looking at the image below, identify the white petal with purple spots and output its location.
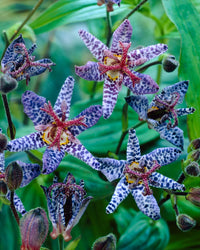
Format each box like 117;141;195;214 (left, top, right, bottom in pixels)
75;62;105;81
126;129;141;164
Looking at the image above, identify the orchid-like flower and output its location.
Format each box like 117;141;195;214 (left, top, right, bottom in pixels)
97;0;121;12
41;173;92;241
6;76;102;174
97;129;185;220
75;19;168;119
0;151;41;215
125;81;195;150
1;34;55;85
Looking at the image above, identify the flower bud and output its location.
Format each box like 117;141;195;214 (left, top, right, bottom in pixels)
20;207;49;250
185;162;200;177
92;233;116;250
0;133;7;153
0;73;18;94
162;54;179;72
5;161;23;190
176;214;196;232
184;150;200;167
0;180;8;195
186;188;200;207
188;138;200;152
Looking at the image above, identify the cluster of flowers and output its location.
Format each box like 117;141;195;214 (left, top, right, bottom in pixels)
0;18;195;245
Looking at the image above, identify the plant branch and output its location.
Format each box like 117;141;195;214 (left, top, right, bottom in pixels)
137;60;162;73
9;0;44;42
58;235;64;250
10;191;20;225
106;10;112;47
123;0;148;21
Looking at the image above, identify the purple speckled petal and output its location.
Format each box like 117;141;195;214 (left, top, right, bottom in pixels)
22;91;50;126
42;148;65;174
63;142;100;170
75;61;105;81
128;44;168;63
126;129;141;164
176;107;195;117
110;0;121;4
6;192;26;215
6;132;45;152
1;34;25;72
125;95;148;120
16;58;54;81
54;76;74;120
151;120;184;150
140;147;181;170
17;161;41;187
96;157;126;181
103;77;120;119
111;19;132;54
106;176;130;214
131;186;160;220
0;152;5;172
149;172;185;191
155;81;189;105
123;72;159;95
79;30;108;62
69;105;102;136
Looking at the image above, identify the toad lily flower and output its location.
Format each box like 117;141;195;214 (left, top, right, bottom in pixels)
1;34;55;85
41;173;92;241
0;151;41;215
97;129;185;220
6;76;102;174
97;0;121;12
125;81;195;150
75;19;168;119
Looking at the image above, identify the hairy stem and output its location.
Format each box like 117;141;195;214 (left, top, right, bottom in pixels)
123;0;148;21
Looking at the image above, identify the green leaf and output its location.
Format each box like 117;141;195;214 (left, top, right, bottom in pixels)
6;23;36;42
30;0;130;34
65;236;81;250
162;0;200;140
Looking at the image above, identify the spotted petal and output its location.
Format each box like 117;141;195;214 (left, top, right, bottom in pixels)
6;192;26;215
22;91;50;126
125;95;148;120
64;142;100;170
176;107;195;117
6;132;45;152
103;77;120;119
140;147;181;170
149;172;185;191
17;161;41;187
123;72;159;95
96;157;126;181
131;186;160;220
54;76;74;120
106;177;130;213
151;120;184;150
156;81;189;105
126;129;141;164
69;105;102;136
0;152;5;172
111;19;132;54
75;61;105;81
78;30;108;62
42;148;65;174
128;44;168;63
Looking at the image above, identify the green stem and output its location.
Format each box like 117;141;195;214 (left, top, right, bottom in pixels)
137;60;162;73
10;191;20;225
156;64;162;86
9;0;44;42
106;10;112;47
122;0;148;21
58;235;64;250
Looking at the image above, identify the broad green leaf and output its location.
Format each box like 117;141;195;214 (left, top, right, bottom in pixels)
30;0;130;34
162;0;200;140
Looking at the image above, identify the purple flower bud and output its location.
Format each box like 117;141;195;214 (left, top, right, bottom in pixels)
20;207;49;250
0;180;8;195
0;73;18;94
185;162;200;177
92;233;116;250
162;54;179;72
176;214;196;232
5;161;23;190
0;133;7;153
188;138;200;152
186;188;200;207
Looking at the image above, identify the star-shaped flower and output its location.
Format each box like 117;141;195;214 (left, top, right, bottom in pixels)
0;151;41;215
41;173;92;241
1;34;55;85
75;19;168;119
97;0;121;12
97;129;185;220
6;76;102;174
125;81;195;150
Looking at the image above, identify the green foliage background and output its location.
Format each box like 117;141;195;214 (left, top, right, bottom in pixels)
0;0;200;249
